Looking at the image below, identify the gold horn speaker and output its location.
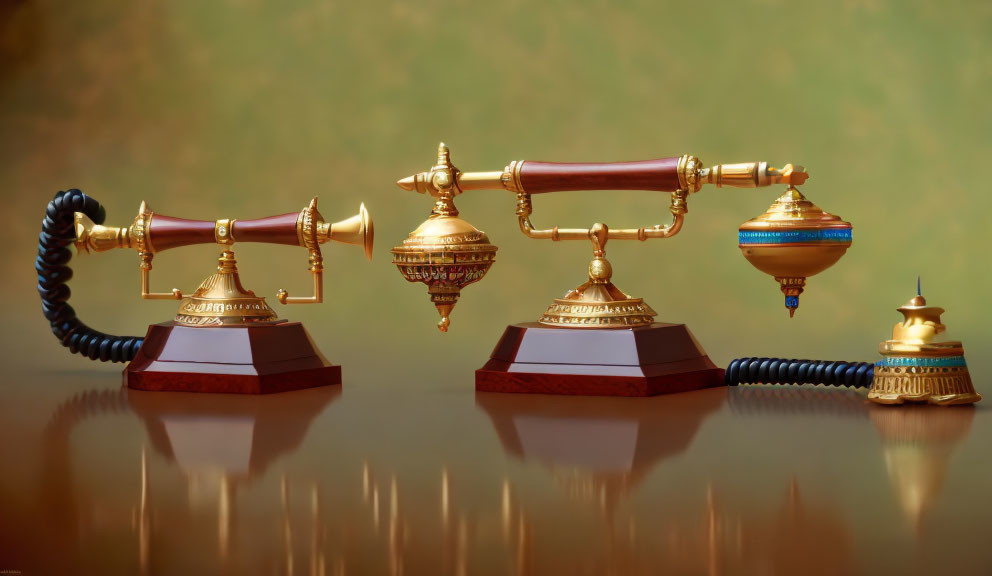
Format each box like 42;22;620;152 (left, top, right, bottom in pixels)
323;203;374;261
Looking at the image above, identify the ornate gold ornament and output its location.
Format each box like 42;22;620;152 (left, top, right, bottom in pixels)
394;143;851;331
868;287;981;405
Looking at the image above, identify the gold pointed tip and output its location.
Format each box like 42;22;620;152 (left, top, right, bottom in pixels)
138;200;148;215
397;176;416;191
789;308;796;318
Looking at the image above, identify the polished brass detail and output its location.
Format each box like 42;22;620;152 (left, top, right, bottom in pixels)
276;199;373;305
677;154;702;193
175;250;278;326
279;198;323;305
316;202;374;260
72;200;154;254
73;213;130;253
133;201;154;253
868;292;981;406
538;223;657;328
700;162;809;190
214;218;235;245
396;143;523;198
139;251;183;301
397;142;848;330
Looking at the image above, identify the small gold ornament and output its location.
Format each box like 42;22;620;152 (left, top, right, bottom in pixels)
868;282;981;405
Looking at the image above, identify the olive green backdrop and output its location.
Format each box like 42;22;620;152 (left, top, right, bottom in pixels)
1;0;989;387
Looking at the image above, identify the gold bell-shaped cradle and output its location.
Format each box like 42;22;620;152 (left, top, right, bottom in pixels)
868;288;981;405
174;250;279;326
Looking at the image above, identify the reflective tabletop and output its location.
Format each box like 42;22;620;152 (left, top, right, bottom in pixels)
2;369;990;575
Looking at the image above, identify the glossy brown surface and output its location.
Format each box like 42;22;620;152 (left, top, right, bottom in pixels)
148;214;217;252
477;323;724;396
3;375;991;575
1;369;991;575
232;212;302;246
519;157;681;193
126;322;340;393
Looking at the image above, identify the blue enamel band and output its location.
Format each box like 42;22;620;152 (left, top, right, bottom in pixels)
875;356;967;368
738;228;852;245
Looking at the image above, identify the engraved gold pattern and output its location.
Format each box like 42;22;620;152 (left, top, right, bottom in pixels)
175;250;279;326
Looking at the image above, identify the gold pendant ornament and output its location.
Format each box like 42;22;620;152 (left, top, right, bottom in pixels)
738;185;852;317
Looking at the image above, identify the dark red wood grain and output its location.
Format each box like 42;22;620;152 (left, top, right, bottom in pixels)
125;322;340;394
475;323;724;397
148;215;216;251
232;212;301;246
519;157;681;193
145;212;302;252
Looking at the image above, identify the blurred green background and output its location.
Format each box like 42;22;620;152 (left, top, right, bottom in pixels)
1;0;989;387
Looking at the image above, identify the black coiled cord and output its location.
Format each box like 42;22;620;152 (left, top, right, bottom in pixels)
725;357;875;389
38;189;143;362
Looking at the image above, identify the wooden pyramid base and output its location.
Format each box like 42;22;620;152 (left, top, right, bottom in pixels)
476;322;724;397
125;322;340;394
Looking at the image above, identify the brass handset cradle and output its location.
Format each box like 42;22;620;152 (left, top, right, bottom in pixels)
394;143;851;331
73;197;373;327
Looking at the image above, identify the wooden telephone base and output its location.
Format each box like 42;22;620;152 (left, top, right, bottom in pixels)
476;323;724;397
125;322;340;394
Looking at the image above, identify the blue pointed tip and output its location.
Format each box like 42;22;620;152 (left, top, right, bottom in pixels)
917;275;921;297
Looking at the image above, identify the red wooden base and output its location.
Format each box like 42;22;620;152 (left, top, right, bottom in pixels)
125;322;340;394
476;322;724;397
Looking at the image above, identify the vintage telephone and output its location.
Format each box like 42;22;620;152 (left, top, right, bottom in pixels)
392;143;853;397
38;189;373;394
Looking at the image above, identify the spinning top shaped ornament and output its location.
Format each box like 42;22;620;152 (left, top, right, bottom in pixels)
393;143;853;332
738;177;852;317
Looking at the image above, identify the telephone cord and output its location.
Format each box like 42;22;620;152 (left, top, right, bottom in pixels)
37;189;144;362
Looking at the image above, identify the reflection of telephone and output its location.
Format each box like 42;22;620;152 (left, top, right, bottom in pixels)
38;189;373;394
